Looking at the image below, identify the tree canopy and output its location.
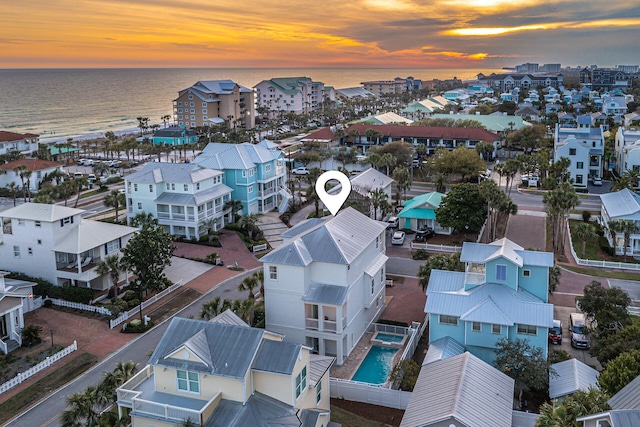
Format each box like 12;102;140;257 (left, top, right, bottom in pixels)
431;147;487;181
577;280;631;338
434;183;487;233
598;349;640;396
417;253;464;291
494;338;550;404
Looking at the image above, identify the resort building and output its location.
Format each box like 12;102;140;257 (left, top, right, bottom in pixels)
335;87;375;101
116;317;335;427
429;113;527;134
425;238;554;364
173;80;255;130
360;79;407;97
0;158;64;192
397;192;451;234
151;126;198;146
476;73;564;92
614;127;640;177
260;208;388;365
125;162;233;239
254;77;330;117
0;131;39;156
194;142;288;214
0;272;38;354
554;123;605;186
600;189;640;256
0;203;136;290
400;96;454;120
579;68;639;90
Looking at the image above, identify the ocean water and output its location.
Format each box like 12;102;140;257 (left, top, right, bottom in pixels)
0;68;502;144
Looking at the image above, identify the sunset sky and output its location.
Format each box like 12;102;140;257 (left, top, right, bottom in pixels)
2;0;640;68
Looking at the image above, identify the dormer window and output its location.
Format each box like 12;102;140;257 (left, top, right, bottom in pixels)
496;264;507;281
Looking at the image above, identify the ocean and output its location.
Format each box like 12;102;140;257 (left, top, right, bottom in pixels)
0;68;503;144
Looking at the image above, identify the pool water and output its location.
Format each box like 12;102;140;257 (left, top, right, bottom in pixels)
351;346;397;385
374;333;404;343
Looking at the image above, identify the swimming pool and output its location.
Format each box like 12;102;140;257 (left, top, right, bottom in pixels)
351;346;397;385
374;333;404;343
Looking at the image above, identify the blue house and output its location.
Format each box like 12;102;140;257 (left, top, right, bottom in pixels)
425;238;554;364
397;192;451;234
194;142;288;214
152;126;198;146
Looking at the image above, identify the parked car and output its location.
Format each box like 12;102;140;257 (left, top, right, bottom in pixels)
391;231;406;245
87;173;96;182
108;161;121;168
291;167;310;175
73;172;83;179
569;312;591;349
592;177;603;186
549;319;562;344
387;216;399;228
415;228;435;242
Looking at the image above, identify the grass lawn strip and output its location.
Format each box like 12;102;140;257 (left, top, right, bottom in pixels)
0;352;98;425
330;405;392;427
560;265;640;281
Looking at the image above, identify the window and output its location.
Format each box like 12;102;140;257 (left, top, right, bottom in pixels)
316;381;322;404
171;183;175;190
166;183;171;190
439;315;458;326
517;324;537;335
576;175;583;184
248;186;253;193
295;366;307;399
472;321;481;332
18;219;24;226
496;264;507;281
196;183;200;190
106;239;121;253
188;95;193;100
137;202;142;210
28;247;33;256
177;370;199;393
35;221;41;227
149;185;153;192
523;269;531;277
202;102;207;107
37;239;42;245
269;265;277;280
569;148;576;155
13;246;20;258
371;279;375;294
242;170;247;178
184;184;189;191
492;324;501;334
576;161;584;169
133;183;138;192
265;164;271;172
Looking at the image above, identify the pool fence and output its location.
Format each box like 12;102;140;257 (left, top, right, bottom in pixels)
330;377;411;410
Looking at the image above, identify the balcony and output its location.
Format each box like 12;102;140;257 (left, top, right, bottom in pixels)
305;317;346;333
259;187;277;198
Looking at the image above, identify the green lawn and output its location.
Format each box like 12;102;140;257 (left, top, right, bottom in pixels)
561;265;640;281
330;406;391;427
568;220;601;260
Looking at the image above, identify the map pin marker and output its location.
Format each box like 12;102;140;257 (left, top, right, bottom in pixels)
315;170;351;216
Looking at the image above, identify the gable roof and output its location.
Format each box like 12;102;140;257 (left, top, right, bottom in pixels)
261;207;387;266
0;203;83;222
430;113;527;132
423;336;465;365
0;158;62;172
577;410;640;427
609;373;640;410
425;271;554;328
600;189;640;218
0;131;39;142
460;238;553;267
400;352;514;427
549;359;600;399
53;220;136;254
206;392;300;427
359;112;413;125
126;162;221;184
210;308;249;327
398;192;445;219
152;126;197;138
308;354;334;386
252;340;301;375
350;168;394;194
196;142;282;170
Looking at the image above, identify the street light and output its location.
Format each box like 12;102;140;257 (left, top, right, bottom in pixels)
50;329;55;348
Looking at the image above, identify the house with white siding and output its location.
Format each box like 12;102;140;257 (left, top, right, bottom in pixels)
554;123;605;186
260;208;388;365
614;128;640;178
0;272;38;354
0;131;40;156
600;189;640;256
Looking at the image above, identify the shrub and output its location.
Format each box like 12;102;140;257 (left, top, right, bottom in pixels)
21;324;43;347
127;299;140;308
582;210;592;222
43;299;53;308
411;249;430;260
390;359;420;391
123;319;153;333
121;290;137;301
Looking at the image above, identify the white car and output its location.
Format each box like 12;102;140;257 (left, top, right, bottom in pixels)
291;167;310;175
387;216;399;228
593;177;603;186
391;231;406;245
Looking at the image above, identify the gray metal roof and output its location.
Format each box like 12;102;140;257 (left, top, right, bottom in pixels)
154;184;232;206
196;142;282;170
309;354;334;386
210;308;249;327
302;283;349;305
364;253;388;277
350;168;394;193
280;218;327;239
400;352;514;427
53;220;136;254
149;318;264;379
126;162;221;184
423;336;465;365
252;340;301;375
609;373;640;410
261;207;387;266
460;238;553;268
205;392;300;427
153;127;197;138
549;359;599;399
0;203;83;222
578;410;640;427
601;189;640;218
425;272;554;328
299;409;322;427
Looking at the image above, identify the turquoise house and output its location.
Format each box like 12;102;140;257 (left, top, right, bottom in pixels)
425;238;554;364
194;142;287;215
152;127;198;146
397;192;451;234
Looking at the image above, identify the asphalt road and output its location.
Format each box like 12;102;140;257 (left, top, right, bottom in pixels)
5;268;258;427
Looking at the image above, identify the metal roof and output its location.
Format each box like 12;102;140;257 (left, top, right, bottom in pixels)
53;220;136;254
426;274;554;328
262;207;387;266
350;168;394;193
302;283;349;306
0;203;83;222
299;409;322;427
397;192;445;219
309;354;335;386
609;373;640;410
460;238;553;267
578;410;640;427
364;253;388;277
205;392;300;427
153;127;197;138
210;308;249;327
149;318;264;379
549;359;599;399
196;142;282;170
400;352;514;427
430;113;527;132
252;340;301;375
601;189;640;218
280;218;327;239
423;336;465;365
153;184;232;206
126;162;221;184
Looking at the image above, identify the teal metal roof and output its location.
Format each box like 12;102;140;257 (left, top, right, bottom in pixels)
397;192;445;219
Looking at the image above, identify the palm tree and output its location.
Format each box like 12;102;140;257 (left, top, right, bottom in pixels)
619;219;639;261
200;296;224;320
13;164;28;201
103;189;126;222
572;222;596;259
131;212;157;228
238;274;259;299
369;188;388;220
237;213;259;240
100;361;137;400
223;199;243;221
6;182;18;206
73;177;89;208
60;386;102;427
96;255;124;298
434;174;447;194
161;114;172;129
607;219;624;256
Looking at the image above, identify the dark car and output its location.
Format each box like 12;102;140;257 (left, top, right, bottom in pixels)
415;228;435;242
549;319;562;345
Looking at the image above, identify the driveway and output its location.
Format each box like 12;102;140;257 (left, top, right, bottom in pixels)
163;256;213;285
553;305;601;370
505;211;546;251
256;212;289;249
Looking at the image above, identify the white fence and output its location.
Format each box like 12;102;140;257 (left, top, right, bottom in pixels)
0;340;77;395
330;378;412;410
367;323;409;336
49;298;113;316
566;220;640;271
109;280;184;329
410;242;462;252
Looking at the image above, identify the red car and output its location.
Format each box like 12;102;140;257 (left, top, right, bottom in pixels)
549;319;562;344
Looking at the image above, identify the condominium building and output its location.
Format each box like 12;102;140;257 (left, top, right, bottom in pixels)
361;79;407;97
174;80;255;130
254;77;330;117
